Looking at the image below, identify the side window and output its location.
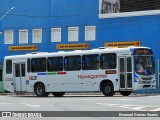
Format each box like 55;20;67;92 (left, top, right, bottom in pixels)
100;53;116;69
27;59;30;73
127;57;132;72
82;54;99;70
6;60;12;74
64;56;81;71
15;64;20;77
21;64;25;77
31;58;46;72
47;57;63;72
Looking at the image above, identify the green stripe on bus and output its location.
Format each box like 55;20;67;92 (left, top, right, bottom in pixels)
47;72;57;75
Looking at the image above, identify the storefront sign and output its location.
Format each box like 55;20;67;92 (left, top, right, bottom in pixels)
56;43;89;50
104;41;141;48
9;45;38;51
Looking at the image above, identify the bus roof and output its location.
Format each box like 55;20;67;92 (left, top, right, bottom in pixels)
4;46;151;60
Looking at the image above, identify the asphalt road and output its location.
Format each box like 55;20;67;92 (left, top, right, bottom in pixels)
0;94;160;120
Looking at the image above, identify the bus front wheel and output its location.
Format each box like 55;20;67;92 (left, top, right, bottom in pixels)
34;83;49;97
52;92;65;97
101;82;115;96
120;91;132;96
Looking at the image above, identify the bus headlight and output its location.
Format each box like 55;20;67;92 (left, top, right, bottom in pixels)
152;80;156;84
135;77;143;84
152;78;156;83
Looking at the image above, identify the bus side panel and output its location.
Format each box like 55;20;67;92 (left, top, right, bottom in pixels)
47;71;81;92
26;73;46;93
80;70;119;92
81;70;104;92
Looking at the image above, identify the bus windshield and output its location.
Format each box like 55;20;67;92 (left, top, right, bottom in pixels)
134;55;155;75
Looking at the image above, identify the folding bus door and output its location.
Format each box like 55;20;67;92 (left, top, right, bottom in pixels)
119;57;133;90
14;63;26;91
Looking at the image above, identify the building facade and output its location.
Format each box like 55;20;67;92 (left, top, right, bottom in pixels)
0;0;160;90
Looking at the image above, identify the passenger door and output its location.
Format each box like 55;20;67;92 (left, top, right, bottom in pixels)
14;63;26;91
119;57;133;90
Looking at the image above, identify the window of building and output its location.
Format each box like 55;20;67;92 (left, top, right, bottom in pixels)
5;30;14;44
64;56;81;71
85;26;96;41
19;29;28;44
31;58;46;72
6;60;12;74
68;27;79;42
32;29;42;43
51;28;61;42
82;55;99;70
47;57;63;72
100;53;116;69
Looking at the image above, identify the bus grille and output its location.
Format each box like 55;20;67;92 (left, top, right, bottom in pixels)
141;77;153;81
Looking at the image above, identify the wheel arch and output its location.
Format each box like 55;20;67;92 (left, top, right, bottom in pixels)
34;82;45;91
100;79;114;91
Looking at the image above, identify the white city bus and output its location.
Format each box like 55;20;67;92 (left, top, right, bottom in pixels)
3;46;156;97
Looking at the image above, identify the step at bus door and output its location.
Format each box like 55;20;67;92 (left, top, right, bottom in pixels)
14;63;26;92
119;57;133;90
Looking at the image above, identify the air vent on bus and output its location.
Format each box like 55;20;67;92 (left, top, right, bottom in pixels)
99;47;106;49
26;52;48;55
74;50;82;52
57;51;66;53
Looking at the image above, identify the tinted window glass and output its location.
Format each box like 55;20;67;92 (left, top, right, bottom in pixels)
47;57;63;72
0;69;2;81
6;60;12;74
27;59;30;73
15;64;20;77
31;58;46;72
64;56;81;71
21;64;25;77
100;53;116;69
82;54;99;70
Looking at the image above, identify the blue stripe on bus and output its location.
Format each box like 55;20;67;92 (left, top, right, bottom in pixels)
38;73;47;76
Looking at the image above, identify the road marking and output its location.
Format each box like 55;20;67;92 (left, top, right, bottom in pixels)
20;103;40;107
97;103;160;111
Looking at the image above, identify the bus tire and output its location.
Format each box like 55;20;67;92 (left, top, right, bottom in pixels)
52;92;65;97
101;82;115;96
34;83;48;97
120;91;132;96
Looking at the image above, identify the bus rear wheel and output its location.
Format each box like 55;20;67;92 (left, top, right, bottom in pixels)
52;92;65;97
120;91;132;96
34;83;49;97
101;82;115;96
